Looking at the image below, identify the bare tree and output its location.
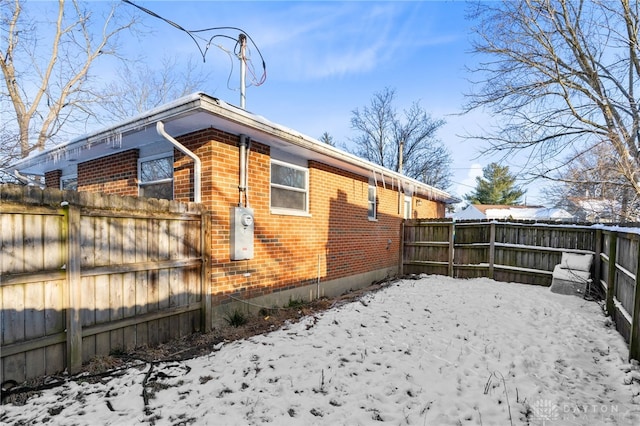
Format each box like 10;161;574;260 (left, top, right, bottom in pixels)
98;55;212;121
465;0;640;203
543;142;638;221
0;0;139;159
350;87;452;189
0;128;20;183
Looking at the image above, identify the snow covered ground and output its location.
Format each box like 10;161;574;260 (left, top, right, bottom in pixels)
3;275;640;425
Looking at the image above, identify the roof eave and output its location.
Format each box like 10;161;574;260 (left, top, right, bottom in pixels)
12;92;459;204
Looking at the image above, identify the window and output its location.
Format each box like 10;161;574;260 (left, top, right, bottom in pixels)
270;159;308;214
368;183;377;220
61;175;77;191
139;155;173;200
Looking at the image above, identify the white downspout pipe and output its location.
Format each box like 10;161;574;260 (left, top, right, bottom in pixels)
156;121;202;203
13;170;45;189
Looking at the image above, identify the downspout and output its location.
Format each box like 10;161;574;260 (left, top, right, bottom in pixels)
13;170;45;189
156;121;202;203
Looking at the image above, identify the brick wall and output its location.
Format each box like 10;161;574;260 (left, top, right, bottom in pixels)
173;129;444;306
68;128;445;308
44;170;62;189
413;194;445;218
77;150;139;196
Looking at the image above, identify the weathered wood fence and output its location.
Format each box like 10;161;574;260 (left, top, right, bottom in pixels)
1;185;211;384
402;219;640;360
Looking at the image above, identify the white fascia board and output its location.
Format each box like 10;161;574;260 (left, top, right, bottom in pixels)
11;93;206;173
12;92;459;204
199;96;459;204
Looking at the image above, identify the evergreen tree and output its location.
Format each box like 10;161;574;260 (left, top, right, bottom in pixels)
319;132;335;146
465;163;525;205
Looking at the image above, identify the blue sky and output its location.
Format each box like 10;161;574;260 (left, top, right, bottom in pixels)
46;0;546;204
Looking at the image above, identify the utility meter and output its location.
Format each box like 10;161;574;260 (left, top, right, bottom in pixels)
230;207;254;260
240;213;253;227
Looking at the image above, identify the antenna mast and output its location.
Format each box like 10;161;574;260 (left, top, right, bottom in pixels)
239;33;247;109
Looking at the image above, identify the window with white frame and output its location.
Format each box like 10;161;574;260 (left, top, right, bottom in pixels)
368;182;377;220
270;159;309;214
138;154;173;200
61;175;78;191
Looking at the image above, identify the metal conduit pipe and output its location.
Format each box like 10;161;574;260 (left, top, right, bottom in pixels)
156;121;202;203
238;134;251;207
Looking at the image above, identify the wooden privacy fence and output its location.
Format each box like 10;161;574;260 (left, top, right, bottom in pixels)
1;185;211;384
402;219;640;360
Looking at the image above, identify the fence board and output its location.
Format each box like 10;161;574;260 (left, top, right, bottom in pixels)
402;219;640;361
616;269;636;316
1;185;207;382
405;220;597;285
44;280;63;335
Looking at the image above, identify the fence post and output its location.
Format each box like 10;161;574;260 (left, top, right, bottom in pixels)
64;203;82;374
594;229;602;296
606;232;617;317
489;222;496;280
448;221;454;277
201;211;212;333
629;236;640;361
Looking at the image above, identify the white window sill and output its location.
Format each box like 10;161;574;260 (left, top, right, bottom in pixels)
270;208;312;217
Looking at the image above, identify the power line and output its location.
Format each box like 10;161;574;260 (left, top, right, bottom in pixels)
121;0;266;87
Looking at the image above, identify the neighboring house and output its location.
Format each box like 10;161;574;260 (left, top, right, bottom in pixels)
11;92;458;319
568;197;623;223
453;204;574;221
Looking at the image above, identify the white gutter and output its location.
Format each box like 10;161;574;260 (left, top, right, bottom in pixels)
198;95;460;204
156;121;202;203
11;94;206;173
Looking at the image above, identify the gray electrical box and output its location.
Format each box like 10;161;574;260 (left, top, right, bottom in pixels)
230;207;254;260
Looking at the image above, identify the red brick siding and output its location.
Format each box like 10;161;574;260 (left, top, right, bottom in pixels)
44;170;62;189
413;194;445;218
77;150;139;196
172;128;445;305
69;127;445;307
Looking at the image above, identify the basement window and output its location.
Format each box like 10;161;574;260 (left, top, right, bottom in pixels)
139;154;173;200
270;159;309;215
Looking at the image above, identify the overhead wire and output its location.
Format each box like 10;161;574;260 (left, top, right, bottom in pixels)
121;0;266;86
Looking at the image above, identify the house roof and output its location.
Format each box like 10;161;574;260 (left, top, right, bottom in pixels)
11;92;459;204
453;204;574;221
472;204;544;215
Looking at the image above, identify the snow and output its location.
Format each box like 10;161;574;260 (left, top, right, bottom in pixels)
483;207;574;221
3;276;640;425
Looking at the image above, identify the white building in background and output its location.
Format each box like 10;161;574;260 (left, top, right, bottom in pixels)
453;204;575;222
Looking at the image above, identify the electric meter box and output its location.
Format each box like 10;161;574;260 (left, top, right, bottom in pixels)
230;207;254;260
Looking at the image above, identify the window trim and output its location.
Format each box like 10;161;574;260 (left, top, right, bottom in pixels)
138;153;174;200
60;174;78;191
368;182;377;221
270;159;310;216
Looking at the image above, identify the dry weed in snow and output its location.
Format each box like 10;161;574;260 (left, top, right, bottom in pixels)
2;276;640;425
